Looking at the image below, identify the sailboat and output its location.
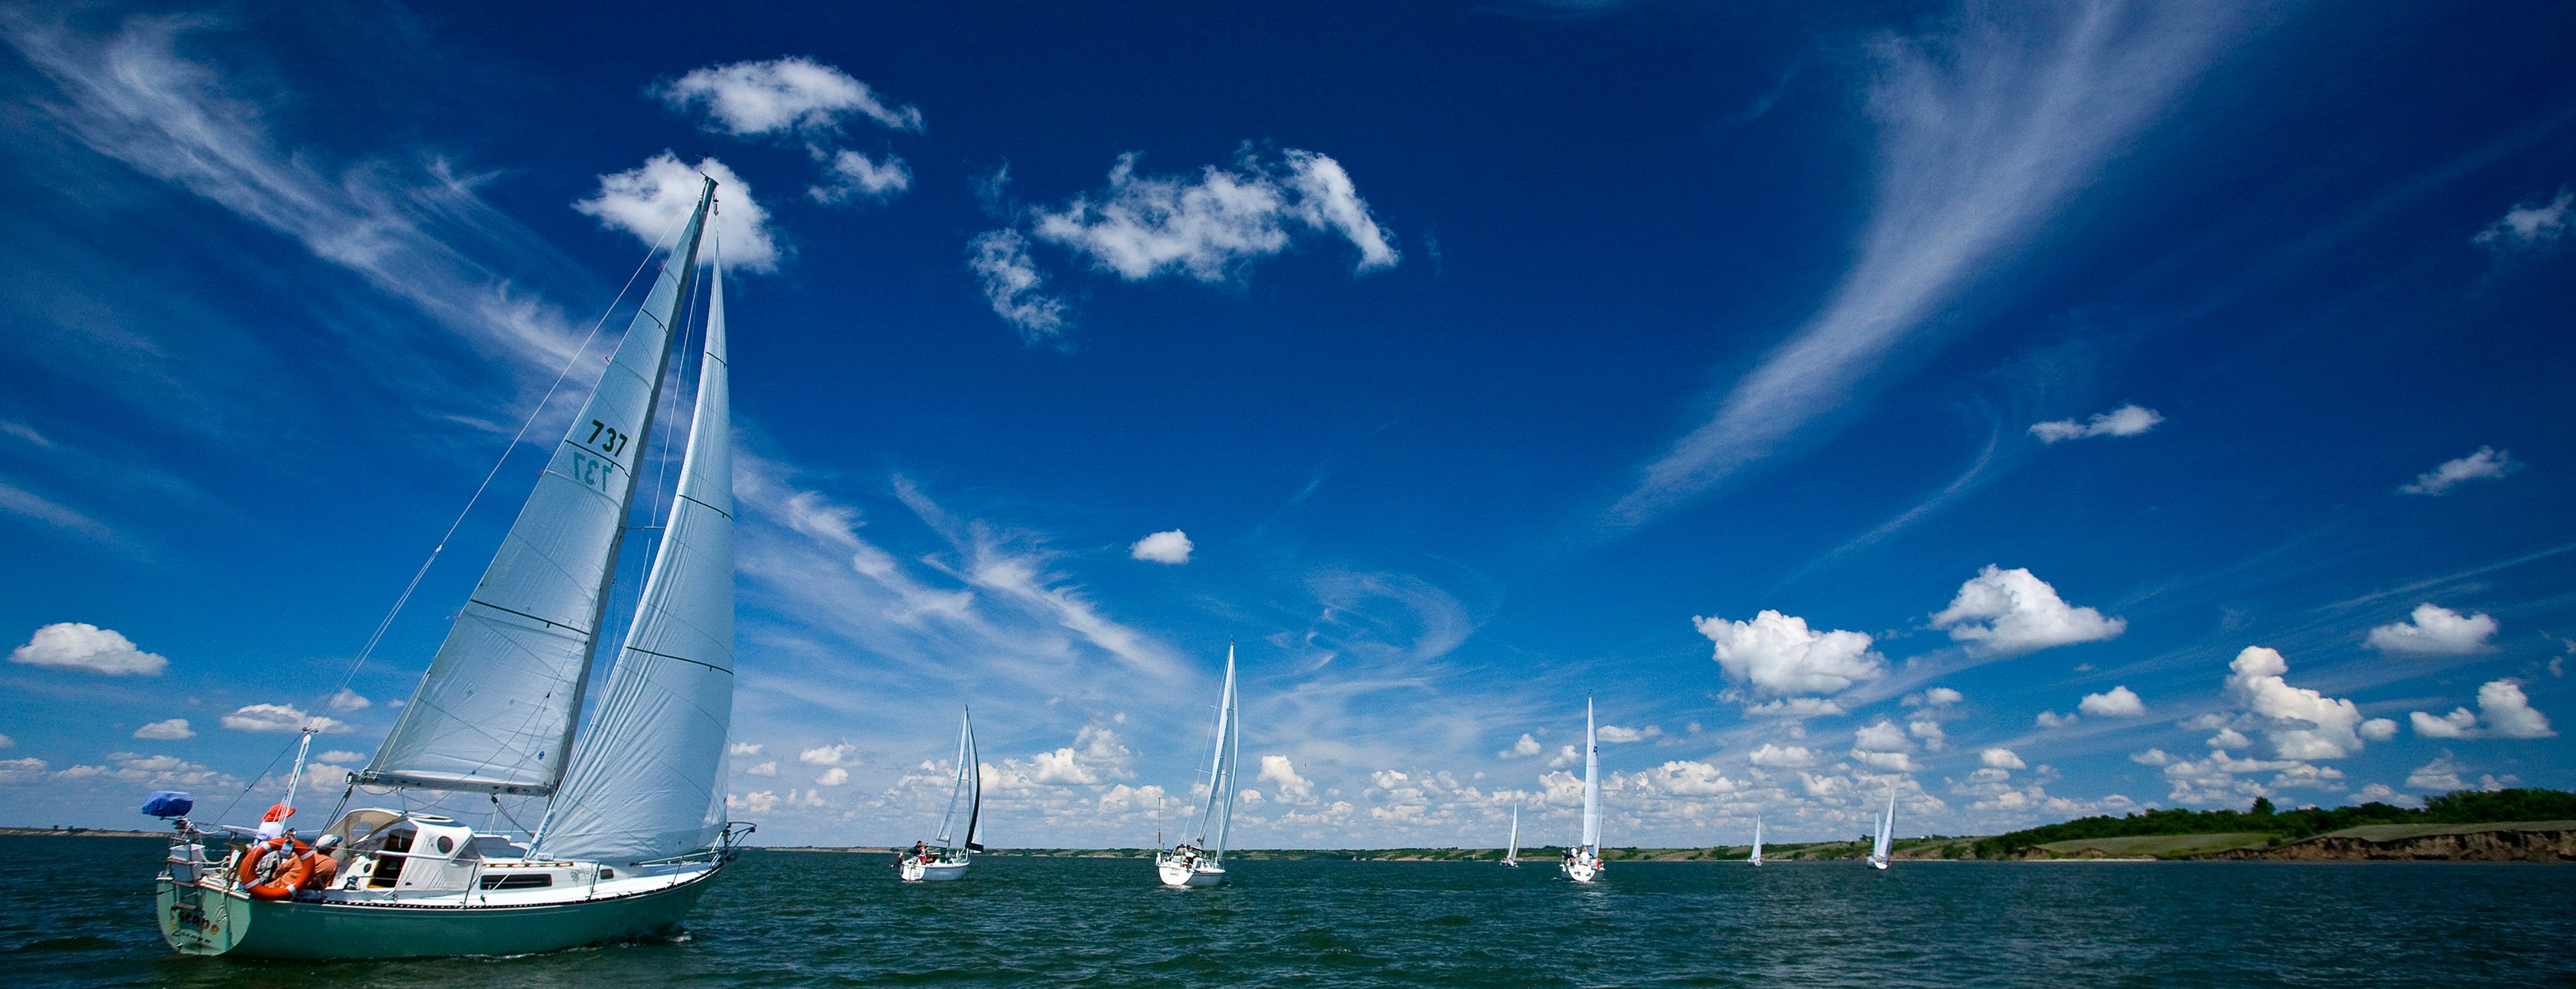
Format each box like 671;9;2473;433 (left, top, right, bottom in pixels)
1560;698;1603;883
1749;816;1763;866
901;707;983;882
152;179;751;958
1156;645;1239;888
1502;807;1521;868
1868;783;1895;870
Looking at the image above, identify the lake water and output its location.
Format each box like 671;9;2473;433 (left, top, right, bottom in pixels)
7;835;2570;986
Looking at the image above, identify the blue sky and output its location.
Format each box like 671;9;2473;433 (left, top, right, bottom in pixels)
1;0;2570;848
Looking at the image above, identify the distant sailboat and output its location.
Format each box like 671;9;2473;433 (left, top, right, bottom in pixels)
153;179;750;958
901;707;982;882
1156;645;1239;888
1869;783;1895;870
1561;698;1603;883
1502;807;1521;868
1749;816;1763;867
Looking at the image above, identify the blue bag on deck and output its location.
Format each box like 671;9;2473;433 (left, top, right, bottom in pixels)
141;791;194;818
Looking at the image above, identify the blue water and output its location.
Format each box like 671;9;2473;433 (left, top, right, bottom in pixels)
5;836;2570;986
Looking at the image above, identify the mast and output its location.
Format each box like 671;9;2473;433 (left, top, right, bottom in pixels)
531;196;738;863
1580;697;1600;852
362;179;716;797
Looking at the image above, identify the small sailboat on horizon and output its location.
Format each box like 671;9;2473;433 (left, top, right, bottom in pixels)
900;707;982;882
1156;645;1239;889
1749;816;1763;867
1869;783;1895;870
1502;807;1521;868
1560;698;1603;883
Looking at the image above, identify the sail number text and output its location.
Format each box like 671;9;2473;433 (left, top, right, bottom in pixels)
585;420;631;459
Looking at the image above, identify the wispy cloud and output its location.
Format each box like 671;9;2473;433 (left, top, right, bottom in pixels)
1609;1;2235;526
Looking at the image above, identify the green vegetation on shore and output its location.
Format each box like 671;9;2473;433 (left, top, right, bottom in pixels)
1972;788;2576;859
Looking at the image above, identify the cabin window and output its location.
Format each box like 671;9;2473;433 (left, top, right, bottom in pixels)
600;868;615;879
478;873;554;890
435;836;456;855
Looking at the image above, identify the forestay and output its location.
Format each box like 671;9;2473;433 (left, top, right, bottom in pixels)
536;216;737;864
362;180;716;797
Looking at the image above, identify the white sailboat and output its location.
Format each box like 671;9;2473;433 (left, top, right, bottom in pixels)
1156;645;1239;888
1749;816;1763;866
152;179;750;958
1869;783;1895;870
1560;698;1604;883
900;707;983;882
1502;807;1521;868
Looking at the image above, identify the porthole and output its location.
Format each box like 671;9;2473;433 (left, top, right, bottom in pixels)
435;836;456;854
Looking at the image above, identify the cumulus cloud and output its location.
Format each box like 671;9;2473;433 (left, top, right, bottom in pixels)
1980;748;2027;770
808;149;910;205
132;718;193;740
1904;687;1963;708
1694;609;1885;695
1852;720;1914;752
1907;719;1947;750
1497;733;1542;759
2410;680;2556;740
221;703;345;733
317;750;366;763
2366;604;2500;657
1258;755;1315;804
1931;566;2125;656
657;56;922;136
729;742;765;756
1129;529;1194;565
2035;711;2077;728
574;153;780;272
52;751;236;788
1598;724;1662;743
10;622;169;676
2406;754;2468;792
326;689;370;712
799;743;860;766
1748;743;1820;768
1630;760;1739;796
2400;447;2519;496
2225;647;2395;760
2078;685;2146;717
744;761;778;777
1742;696;1849;720
2473;188;2571;253
2030;404;2163;443
729;790;780;814
967;229;1070;345
814;767;849;786
1547;744;1582;769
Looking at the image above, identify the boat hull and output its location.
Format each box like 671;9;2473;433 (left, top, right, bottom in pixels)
1562;858;1600;883
1156;860;1226;887
155;865;722;959
900;859;969;882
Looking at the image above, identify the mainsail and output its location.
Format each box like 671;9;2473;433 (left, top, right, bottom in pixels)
937;707;983;852
1872;784;1895;864
1191;646;1240;863
1506;807;1520;864
363;181;716;796
1580;698;1600;852
535;211;737;864
1751;816;1764;865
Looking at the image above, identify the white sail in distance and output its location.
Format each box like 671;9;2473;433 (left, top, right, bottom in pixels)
1871;784;1896;867
1506;807;1520;865
1580;697;1600;852
937;707;982;852
1751;816;1763;866
364;181;715;796
533;206;735;864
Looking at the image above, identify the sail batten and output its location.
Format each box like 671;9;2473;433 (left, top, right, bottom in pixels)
360;181;716;797
532;192;737;864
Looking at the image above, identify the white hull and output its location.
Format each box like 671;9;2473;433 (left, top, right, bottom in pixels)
1156;857;1226;887
900;857;969;882
1869;858;1889;870
1562;855;1601;883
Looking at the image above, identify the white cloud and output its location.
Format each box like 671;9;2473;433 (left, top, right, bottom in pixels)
814;767;849;786
2472;188;2571;252
51;751;237;788
2225;647;2390;760
2366;604;2500;657
656;56;922;137
1630;760;1738;796
1694;609;1885;696
2349;782;2421;808
0;734;12;749
574;153;780;272
1903;687;1963;708
1028;148;1398;284
2035;711;2078;728
1597;724;1661;743
2406;754;2468;792
0;756;46;782
799;743;860;766
1907;719;1947;750
326;688;370;712
1852;720;1913;752
1258;755;1316;804
1931;565;2125;656
2410;680;2556;740
1980;748;2027;770
1497;733;1542;759
1608;3;2234;524
744;761;778;778
967;228;1070;346
317;750;366;763
132;718;193;740
1748;743;1819;768
1742;696;1848;720
808;149;911;205
2078;685;2146;717
1547;744;1581;769
2030;404;2163;443
2400;447;2519;496
729;741;765;756
729;790;780;814
1129;529;1194;565
10;622;169;676
220;703;345;733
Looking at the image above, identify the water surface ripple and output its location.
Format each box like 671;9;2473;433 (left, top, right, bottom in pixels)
7;836;2568;986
